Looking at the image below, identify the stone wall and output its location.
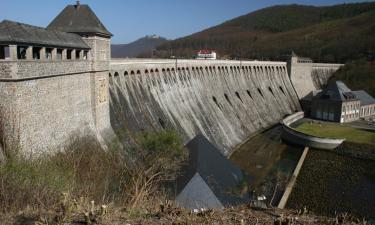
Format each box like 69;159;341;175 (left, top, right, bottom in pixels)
0;73;96;157
109;59;301;155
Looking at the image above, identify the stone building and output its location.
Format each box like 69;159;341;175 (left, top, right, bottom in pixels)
0;2;113;156
310;81;375;123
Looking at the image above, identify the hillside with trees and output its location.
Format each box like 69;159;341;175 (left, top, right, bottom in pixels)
155;2;375;63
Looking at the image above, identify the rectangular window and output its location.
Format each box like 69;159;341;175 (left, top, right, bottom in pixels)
67;49;72;60
46;48;53;60
0;45;10;59
83;51;88;60
33;47;41;59
56;49;63;60
76;50;81;59
17;46;28;59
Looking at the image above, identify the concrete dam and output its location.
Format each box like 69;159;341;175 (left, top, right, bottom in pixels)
109;58;329;155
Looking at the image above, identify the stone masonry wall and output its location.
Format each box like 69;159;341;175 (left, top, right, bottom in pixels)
0;73;97;157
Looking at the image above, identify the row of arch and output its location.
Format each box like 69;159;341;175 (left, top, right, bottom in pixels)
109;65;287;77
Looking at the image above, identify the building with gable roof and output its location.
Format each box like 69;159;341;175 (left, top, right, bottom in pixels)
310;81;375;123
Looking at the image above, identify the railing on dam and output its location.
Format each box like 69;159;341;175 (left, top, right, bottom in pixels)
281;112;345;150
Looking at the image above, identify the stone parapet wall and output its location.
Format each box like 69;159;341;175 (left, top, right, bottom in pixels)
0;60;92;80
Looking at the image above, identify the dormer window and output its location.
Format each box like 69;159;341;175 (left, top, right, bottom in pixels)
17;46;28;59
76;50;81;59
0;45;10;60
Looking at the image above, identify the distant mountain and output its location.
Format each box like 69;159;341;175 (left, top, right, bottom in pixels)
155;2;375;63
112;35;167;58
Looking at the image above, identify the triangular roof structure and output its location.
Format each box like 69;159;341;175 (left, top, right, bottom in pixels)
176;134;248;209
316;81;356;101
0;20;90;49
47;3;112;37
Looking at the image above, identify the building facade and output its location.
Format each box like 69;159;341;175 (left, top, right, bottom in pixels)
310;81;375;123
0;2;113;157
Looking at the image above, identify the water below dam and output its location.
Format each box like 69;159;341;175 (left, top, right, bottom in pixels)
231;126;375;220
230;125;303;206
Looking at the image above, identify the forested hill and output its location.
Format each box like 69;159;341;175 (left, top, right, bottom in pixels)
155;2;375;63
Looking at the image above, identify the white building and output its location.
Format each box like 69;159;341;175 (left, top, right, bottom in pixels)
196;50;217;60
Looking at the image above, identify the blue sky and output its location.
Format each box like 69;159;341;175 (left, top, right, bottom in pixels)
0;0;370;44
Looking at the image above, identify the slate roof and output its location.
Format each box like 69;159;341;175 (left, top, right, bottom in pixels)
351;90;375;106
0;20;90;49
315;81;357;101
47;4;112;37
176;134;248;209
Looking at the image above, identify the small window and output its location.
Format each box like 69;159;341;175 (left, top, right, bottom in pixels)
46;48;53;60
57;49;63;60
279;86;285;95
67;49;72;60
76;50;81;59
32;47;41;60
247;90;253;99
0;45;10;60
268;87;275;96
83;51;88;60
258;88;263;98
224;93;232;106
235;91;243;103
17;46;28;59
212;96;220;108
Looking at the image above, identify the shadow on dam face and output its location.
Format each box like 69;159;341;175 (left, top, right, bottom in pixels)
109;61;301;155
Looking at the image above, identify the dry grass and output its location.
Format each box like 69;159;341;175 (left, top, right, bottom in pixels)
0;129;187;220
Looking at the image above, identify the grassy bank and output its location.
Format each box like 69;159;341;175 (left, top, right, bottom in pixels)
295;121;375;146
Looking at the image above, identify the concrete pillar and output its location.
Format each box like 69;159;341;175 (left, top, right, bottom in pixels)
9;45;17;60
79;50;84;60
26;46;33;60
71;49;76;60
62;49;67;60
51;48;57;60
40;47;46;61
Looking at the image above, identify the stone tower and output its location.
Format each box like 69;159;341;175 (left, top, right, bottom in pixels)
47;1;114;144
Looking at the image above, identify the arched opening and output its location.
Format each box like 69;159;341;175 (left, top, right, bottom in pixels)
130;71;135;75
258;88;263;98
268;87;275;96
114;72;119;77
155;69;159;73
136;70;141;75
109;73;112;77
159;118;166;129
145;70;149;74
124;71;128;76
246;90;253;99
235;91;243;103
224;93;232;106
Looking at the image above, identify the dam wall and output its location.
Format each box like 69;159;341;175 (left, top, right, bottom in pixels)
288;56;343;99
109;59;301;155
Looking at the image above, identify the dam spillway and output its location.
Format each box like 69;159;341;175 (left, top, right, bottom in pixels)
109;59;301;155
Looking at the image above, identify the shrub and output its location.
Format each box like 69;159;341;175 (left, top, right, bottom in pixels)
0;129;187;213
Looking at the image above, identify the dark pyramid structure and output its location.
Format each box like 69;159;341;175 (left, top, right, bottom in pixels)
175;134;249;209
